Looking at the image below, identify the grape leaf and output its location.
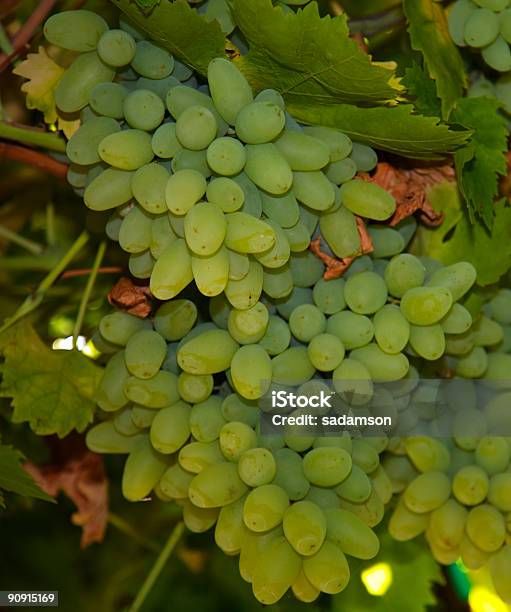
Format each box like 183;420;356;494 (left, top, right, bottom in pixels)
0;320;102;437
231;0;402;105
0;444;54;508
412;182;511;286
450;97;508;228
402;61;442;118
332;529;443;612
133;0;161;12
12;47;80;138
403;0;466;119
109;0;226;75
287;102;470;159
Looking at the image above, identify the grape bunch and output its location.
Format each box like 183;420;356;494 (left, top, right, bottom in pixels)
448;0;511;72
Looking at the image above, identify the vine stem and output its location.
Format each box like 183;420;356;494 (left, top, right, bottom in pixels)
0;122;67;152
0;142;68;178
0;0;57;72
128;522;185;612
107;513;160;554
0;224;44;255
0;231;89;334
72;240;106;347
61;266;123;279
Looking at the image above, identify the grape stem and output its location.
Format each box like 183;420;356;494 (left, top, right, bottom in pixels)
0;142;68;178
0;122;67;152
0;23;14;55
0;224;44;255
107;512;160;554
0;0;57;72
61;266;124;279
128;521;185;612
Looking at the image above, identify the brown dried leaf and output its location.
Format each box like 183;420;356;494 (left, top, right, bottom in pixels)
25;445;108;548
108;277;152;318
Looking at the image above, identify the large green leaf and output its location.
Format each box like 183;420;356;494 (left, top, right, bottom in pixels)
403;0;466;119
0;321;102;437
412;182;511;286
231;0;401;105
109;0;226;75
401;62;442;118
288;102;471;159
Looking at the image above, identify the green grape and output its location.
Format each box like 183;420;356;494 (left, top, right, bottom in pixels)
153;299;196;342
327;311;374;349
490;544;511;604
429;498;467;550
44;10;108;51
151;122;182;159
150;401;191;454
336;464;372;502
275;287;313;320
344;271;388;315
122;437;168;501
304;486;338;509
131;405;157;429
332;358;373;405
221;394;259;427
441;303;473;334
456;346;488;377
86;421;144;453
99;312;150;346
98;129;153;170
483;352;511;388
207;57;254;125
209;293;232;329
131;163;169;214
235;101;285;144
206;137;246;176
118;205;153;253
178;440;224;474
401;286;453;325
307;333;345;372
201;0;235;34
131;41;174;78
274;131;330;171
253;219;290;268
501;10;511;45
489;289;511;324
340;180;395;220
325;508;380;559
123;89;165;131
176;105;218;150
302;126;352;162
206;177;245;212
150;239;193;300
227;250;250;282
404;437;450;473
473;315;504;346
263;265;294;299
373;304;410;355
466;504;506;552
56;52;115;113
282;501;326;556
189;461;248;507
292;171;335;211
351;440;380;474
292;570;320;603
289;250;324;288
460;535;491;570
166;85;228;135
252;536;302;605
233;173;263;217
96;351;130;411
243;144;293;195
475;436;510;474
67;117;120;165
272;448;310;500
159;462;194;499
312;278;345;315
188;397;225;443
255;88;285;109
192;247;230;296
289;304;326;342
228;302;269;344
238;448;277;487
464;8;500;47
178;372;213;403
184;202;225;255
231;345;272;399
97;29;136;66
349;142;378;172
136;74;180;101
67;163;90;189
487;473;511;512
299;204;320;236
428;262;476;300
243;484;289;531
182;499;219;533
448;0;478;46
225;260;264;309
261;191;299;229
272;346;315;386
165;169;206;215
302;447;352;487
482;35;511;71
124;370;180;408
409;324;445;361
114;407;142;436
384;254;426;298
368;226;404;258
89;82;127;119
303;541;350;595
178;328;238;374
124;330;166;379
326;158;357;184
403;471;451;513
215;496;248;554
445;331;475;356
259;315;291;356
389;496;429;541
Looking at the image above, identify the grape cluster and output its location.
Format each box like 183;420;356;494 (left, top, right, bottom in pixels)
384;289;511;604
448;0;511;72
